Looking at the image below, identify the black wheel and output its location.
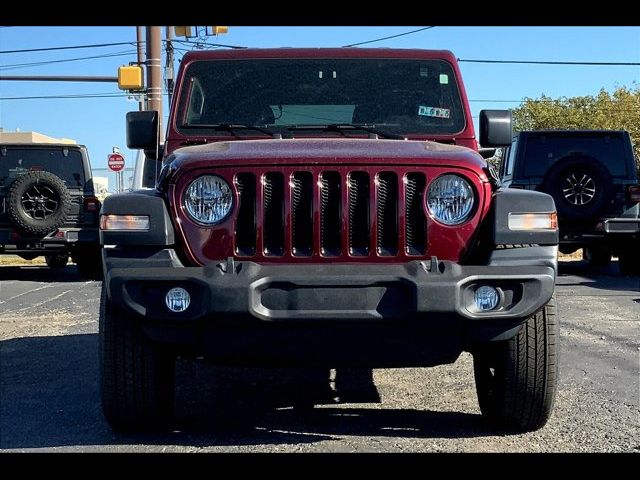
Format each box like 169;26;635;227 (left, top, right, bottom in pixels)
618;249;640;276
99;285;175;431
45;252;69;269
583;246;611;267
6;171;71;236
73;247;103;279
473;296;558;432
542;156;612;221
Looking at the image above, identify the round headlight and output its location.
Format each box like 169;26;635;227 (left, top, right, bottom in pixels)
184;175;233;225
427;174;475;225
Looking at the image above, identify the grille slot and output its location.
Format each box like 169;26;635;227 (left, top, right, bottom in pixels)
320;171;342;256
262;172;284;256
348;172;370;256
376;172;398;256
291;172;313;256
405;173;427;255
235;173;256;256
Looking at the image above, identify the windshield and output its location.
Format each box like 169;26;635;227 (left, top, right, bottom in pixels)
177;58;466;136
0;147;86;188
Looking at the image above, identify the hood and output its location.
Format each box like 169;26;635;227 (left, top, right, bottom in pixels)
166;138;487;172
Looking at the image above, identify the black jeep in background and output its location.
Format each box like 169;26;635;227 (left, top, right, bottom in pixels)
0;143;102;277
499;130;640;275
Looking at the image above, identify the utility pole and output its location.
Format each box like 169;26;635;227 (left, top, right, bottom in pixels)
136;26;146;111
165;26;175;110
145;26;164;143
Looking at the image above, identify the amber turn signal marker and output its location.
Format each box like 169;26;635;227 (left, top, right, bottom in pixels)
508;212;557;231
100;215;150;231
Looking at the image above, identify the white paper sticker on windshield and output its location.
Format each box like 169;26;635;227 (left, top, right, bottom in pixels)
418;106;450;118
439;74;449;84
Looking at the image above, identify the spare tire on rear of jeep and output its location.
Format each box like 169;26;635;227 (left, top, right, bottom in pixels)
541;155;613;221
6;171;71;236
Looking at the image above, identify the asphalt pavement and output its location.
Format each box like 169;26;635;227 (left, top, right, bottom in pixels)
0;260;638;452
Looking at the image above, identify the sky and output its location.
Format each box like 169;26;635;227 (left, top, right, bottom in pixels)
1;26;639;190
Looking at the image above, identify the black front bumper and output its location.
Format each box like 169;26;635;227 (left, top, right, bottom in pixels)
0;227;99;253
103;247;557;366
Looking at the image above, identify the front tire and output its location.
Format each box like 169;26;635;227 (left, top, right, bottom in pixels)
473;296;558;432
99;285;175;432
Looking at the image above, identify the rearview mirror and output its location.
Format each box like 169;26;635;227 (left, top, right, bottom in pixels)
479;110;512;147
126;111;158;151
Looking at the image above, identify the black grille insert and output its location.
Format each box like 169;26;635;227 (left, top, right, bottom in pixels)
263;172;284;256
320;171;341;256
348;172;370;256
376;172;398;256
234;173;256;256
291;172;313;256
405;173;427;255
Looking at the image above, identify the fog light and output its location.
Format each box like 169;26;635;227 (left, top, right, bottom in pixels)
474;286;499;311
165;287;190;312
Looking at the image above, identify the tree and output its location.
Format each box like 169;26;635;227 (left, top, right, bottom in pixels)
512;84;640;170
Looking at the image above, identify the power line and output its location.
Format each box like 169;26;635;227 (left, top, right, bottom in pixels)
173;39;246;49
0;50;137;71
0;92;170;100
342;27;435;47
459;58;640;66
469;98;640;106
0;93;128;100
0;41;142;55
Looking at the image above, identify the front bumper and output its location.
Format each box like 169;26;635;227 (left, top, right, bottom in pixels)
0;227;99;253
559;217;640;248
603;218;640;234
103;247;557;366
107;257;555;324
105;246;555;322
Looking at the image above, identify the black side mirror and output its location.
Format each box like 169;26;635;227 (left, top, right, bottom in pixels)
126;111;158;151
479;110;512;147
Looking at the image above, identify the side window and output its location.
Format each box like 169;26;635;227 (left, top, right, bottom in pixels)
506;139;518;176
186;79;205;124
499;147;509;177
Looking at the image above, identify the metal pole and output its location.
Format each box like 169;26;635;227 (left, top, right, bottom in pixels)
136;26;146;111
165;26;175;110
145;26;164;143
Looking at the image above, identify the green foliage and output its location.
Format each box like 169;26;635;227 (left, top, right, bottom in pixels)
512;84;640;170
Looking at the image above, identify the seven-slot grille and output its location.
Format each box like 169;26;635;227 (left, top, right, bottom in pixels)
233;169;428;260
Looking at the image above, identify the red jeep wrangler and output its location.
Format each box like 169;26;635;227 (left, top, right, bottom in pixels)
100;48;559;432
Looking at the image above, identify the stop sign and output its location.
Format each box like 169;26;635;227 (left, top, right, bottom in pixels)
108;153;125;172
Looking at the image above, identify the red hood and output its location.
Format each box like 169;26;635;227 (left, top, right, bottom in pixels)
167;138;487;176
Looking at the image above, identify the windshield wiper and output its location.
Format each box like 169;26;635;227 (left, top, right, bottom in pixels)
180;123;282;138
286;124;406;140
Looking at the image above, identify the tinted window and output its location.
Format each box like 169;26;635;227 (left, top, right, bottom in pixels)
178;58;466;136
522;134;628;177
506;139;518;176
0;147;86;188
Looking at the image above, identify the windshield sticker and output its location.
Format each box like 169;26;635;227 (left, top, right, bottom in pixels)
418;106;450;118
439;74;449;84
